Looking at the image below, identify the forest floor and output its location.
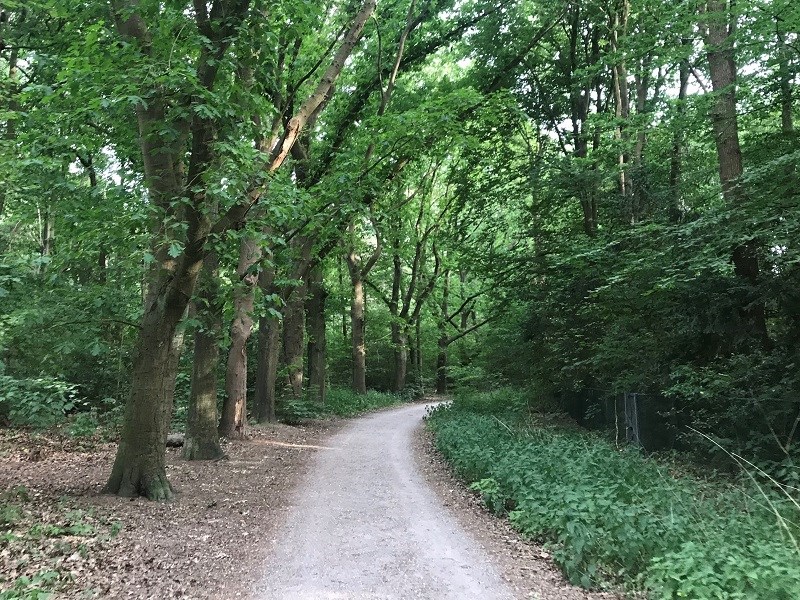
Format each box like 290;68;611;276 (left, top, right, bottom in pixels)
1;401;615;599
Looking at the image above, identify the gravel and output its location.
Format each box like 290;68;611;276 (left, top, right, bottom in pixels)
253;401;617;600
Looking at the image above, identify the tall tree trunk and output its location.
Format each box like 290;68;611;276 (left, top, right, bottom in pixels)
184;252;224;460
253;256;281;424
283;277;307;398
436;270;450;394
348;264;367;394
105;270;194;499
389;242;404;392
280;238;311;398
777;21;794;134
390;322;408;392
704;0;769;347
306;266;327;404
611;0;632;207
345;218;381;395
669;45;691;223
339;260;348;344
219;235;261;439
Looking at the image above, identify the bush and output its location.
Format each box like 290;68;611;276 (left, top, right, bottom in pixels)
0;376;87;428
427;390;800;597
322;388;406;417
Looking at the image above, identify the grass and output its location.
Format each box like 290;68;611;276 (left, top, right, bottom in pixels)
426;389;800;599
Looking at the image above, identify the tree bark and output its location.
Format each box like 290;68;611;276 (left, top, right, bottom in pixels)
253;257;280;424
611;0;632;206
104;270;192;499
436;270;450;394
219;234;261;439
306;266;327;403
348;261;368;394
669;44;691;223
704;0;769;346
777;20;794;134
391;323;408;393
345;218;381;395
282;276;307;398
183;252;224;460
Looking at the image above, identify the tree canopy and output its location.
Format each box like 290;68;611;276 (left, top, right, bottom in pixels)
1;0;798;496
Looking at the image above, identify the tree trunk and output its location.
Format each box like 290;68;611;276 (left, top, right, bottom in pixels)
105;272;193;499
669;45;691;223
436;270;450;394
106;0;372;498
777;21;794;134
253;258;280;423
339;260;348;344
219;235;261;439
390;322;408;392
350;274;367;394
306;266;327;404
282;278;307;398
704;0;769;346
184;252;224;460
254;317;281;423
611;0;632;207
436;334;448;395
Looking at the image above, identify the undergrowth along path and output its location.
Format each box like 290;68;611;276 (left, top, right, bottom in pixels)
253;401;516;600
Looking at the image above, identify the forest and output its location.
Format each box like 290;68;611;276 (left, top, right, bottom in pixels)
1;0;799;598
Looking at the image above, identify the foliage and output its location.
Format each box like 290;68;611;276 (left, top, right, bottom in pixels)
273;388;410;424
427;390;800;597
0;376;86;429
321;388;408;418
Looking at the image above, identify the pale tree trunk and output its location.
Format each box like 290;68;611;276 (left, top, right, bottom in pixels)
611;0;632;206
306;266;327;404
184;251;224;460
219;234;261;439
37;204;54;272
704;0;769;347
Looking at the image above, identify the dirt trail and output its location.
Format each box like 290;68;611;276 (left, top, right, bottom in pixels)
253;402;516;600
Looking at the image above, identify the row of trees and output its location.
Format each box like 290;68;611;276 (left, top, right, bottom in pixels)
1;0;798;497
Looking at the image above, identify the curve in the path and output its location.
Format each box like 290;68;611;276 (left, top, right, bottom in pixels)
253;402;516;600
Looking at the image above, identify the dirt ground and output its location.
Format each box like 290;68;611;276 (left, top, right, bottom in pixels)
0;421;339;599
2;406;620;599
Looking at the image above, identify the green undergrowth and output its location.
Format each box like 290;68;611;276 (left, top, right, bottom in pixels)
426;389;800;599
277;387;411;423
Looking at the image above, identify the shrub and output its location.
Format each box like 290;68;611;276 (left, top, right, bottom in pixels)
322;388;406;417
0;376;86;428
427;390;800;597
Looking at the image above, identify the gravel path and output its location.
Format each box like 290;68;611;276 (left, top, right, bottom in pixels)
253;402;516;600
